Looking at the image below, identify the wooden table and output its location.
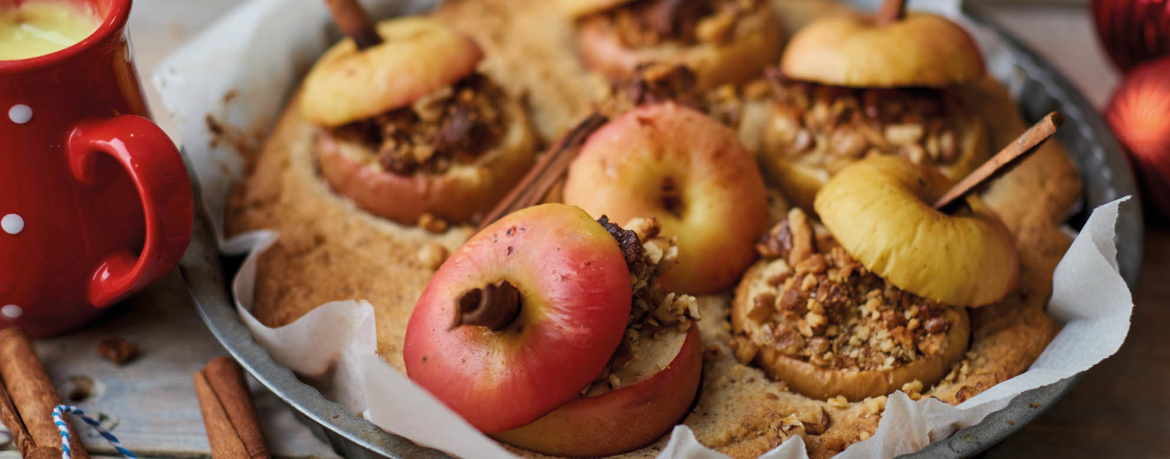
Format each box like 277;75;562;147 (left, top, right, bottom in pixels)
1;1;1164;458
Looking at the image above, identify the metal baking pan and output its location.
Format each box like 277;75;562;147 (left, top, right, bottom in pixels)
179;2;1144;458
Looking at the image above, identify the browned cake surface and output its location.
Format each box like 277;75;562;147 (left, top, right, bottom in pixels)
225;1;1083;457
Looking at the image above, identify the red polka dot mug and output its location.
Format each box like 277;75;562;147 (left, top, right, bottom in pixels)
0;0;193;337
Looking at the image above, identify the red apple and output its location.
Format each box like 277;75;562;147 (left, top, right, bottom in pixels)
404;204;633;433
563;103;770;294
492;324;703;458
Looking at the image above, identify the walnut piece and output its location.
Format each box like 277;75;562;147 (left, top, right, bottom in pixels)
417;243;449;271
417;213;449;233
98;337;138;365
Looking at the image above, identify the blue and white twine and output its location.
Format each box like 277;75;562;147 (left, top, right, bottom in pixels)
52;405;137;459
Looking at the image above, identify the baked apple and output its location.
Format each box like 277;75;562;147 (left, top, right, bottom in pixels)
493;217;703;457
565;0;783;89
404;204;632;432
739;10;990;210
300;17;536;226
562;102;770;294
730;156;1017;401
405;205;703;450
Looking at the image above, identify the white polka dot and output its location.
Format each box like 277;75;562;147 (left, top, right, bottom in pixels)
1;305;22;319
1;214;22;235
8;104;31;124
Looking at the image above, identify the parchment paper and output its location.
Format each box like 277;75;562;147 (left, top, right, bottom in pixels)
153;0;1136;457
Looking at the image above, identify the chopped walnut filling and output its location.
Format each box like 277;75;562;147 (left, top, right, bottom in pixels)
705;70;975;173
599;63;703;117
741;208;961;372
592;0;765;47
757;72;972;173
330;73;508;175
584;216;700;395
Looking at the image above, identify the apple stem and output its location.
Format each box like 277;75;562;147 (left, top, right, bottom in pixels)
452;280;522;331
874;0;906;26
323;0;383;50
933;111;1065;212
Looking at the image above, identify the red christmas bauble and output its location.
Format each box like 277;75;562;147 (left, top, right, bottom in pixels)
1106;57;1170;218
1092;0;1170;72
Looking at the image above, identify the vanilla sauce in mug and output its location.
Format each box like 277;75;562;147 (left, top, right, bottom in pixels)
0;0;100;60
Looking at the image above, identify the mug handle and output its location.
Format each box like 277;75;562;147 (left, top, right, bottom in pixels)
67;115;194;308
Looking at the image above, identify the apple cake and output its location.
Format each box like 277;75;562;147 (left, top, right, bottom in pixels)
224;0;1083;457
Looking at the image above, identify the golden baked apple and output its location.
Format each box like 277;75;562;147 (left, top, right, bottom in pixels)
301;17;485;127
780;13;984;88
567;0;783;89
299;17;536;226
563;103;770;294
729;155;1018;401
742;10;990;211
731;207;972;401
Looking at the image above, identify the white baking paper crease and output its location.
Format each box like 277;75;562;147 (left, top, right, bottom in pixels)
153;0;1136;457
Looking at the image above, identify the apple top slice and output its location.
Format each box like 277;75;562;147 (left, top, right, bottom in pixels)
300;17;484;127
814;156;1019;307
779;0;984;88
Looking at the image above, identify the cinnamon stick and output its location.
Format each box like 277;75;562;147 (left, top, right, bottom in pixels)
933;112;1065;212
874;0;906;26
0;376;36;457
194;357;270;459
0;327;87;459
323;0;383;50
476;113;609;231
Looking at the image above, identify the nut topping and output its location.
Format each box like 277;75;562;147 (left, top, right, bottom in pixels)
331;73;508;175
582;216;699;396
707;71;978;176
741;208;964;372
596;0;765;47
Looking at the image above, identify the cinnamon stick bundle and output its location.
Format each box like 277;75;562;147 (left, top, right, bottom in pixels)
194;357;270;459
0;327;88;459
